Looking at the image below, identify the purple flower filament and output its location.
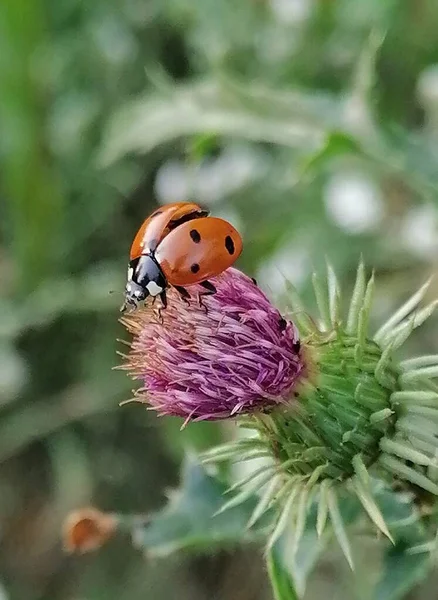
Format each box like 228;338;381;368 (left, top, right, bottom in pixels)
122;268;304;423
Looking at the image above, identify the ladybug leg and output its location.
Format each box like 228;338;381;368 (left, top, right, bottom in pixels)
153;291;167;324
174;285;191;306
159;290;168;309
198;280;217;312
251;277;258;286
200;280;217;294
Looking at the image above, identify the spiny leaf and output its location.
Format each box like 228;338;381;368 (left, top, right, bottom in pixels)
380;437;437;467
380;300;438;351
266;483;302;553
346;259;366;335
356;272;375;358
374;277;433;344
370;408;394;424
326;262;341;327
391;390;438;407
397;417;438;439
400;354;438;370
327;488;354;569
352;478;393;542
246;474;282;528
316;480;330;538
404;404;438;422
225;463;277;494
352;454;371;485
379;454;438;495
374;344;396;388
284;279;317;336
292;487;310;557
400;364;438;384
215;474;273;515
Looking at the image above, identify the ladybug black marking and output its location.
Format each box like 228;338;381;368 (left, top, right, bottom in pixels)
190;229;201;243
225;235;235;255
191;263;200;274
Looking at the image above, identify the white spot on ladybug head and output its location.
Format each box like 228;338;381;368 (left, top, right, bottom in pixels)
146;281;163;296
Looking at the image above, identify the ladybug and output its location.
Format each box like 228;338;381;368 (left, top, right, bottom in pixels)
121;202;243;312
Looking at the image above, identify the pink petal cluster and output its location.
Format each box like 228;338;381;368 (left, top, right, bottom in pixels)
121;268;304;422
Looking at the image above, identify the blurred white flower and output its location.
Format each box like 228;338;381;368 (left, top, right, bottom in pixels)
155;146;267;206
91;17;138;65
196;146;268;204
0;581;9;600
417;65;438;133
324;170;384;234
417;65;438;110
270;0;314;24
0;345;28;405
155;160;191;204
401;204;438;259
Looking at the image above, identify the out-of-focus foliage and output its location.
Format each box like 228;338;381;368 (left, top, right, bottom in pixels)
1;0;438;598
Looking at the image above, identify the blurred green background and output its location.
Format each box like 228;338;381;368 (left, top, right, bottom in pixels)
1;0;438;598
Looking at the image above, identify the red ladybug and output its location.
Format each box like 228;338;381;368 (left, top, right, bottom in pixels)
121;202;243;312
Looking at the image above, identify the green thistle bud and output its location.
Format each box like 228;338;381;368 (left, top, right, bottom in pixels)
202;261;438;565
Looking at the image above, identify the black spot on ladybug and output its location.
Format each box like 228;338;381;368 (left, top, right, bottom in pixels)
191;263;200;274
225;235;235;255
190;229;201;243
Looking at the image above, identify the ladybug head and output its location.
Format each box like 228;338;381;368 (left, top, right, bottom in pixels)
121;255;167;312
121;279;148;312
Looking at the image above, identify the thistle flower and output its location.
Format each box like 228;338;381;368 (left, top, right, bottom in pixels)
120;268;303;422
120;262;438;565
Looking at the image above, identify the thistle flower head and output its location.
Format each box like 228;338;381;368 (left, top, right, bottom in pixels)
120;268;303;422
120;261;438;566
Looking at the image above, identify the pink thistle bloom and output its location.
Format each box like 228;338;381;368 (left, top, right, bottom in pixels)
120;268;304;422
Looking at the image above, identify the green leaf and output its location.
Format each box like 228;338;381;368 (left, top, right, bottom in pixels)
131;455;266;556
98;79;337;166
373;543;432;600
267;545;300;600
298;131;363;182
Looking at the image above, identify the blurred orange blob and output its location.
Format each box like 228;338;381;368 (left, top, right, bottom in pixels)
62;507;118;553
